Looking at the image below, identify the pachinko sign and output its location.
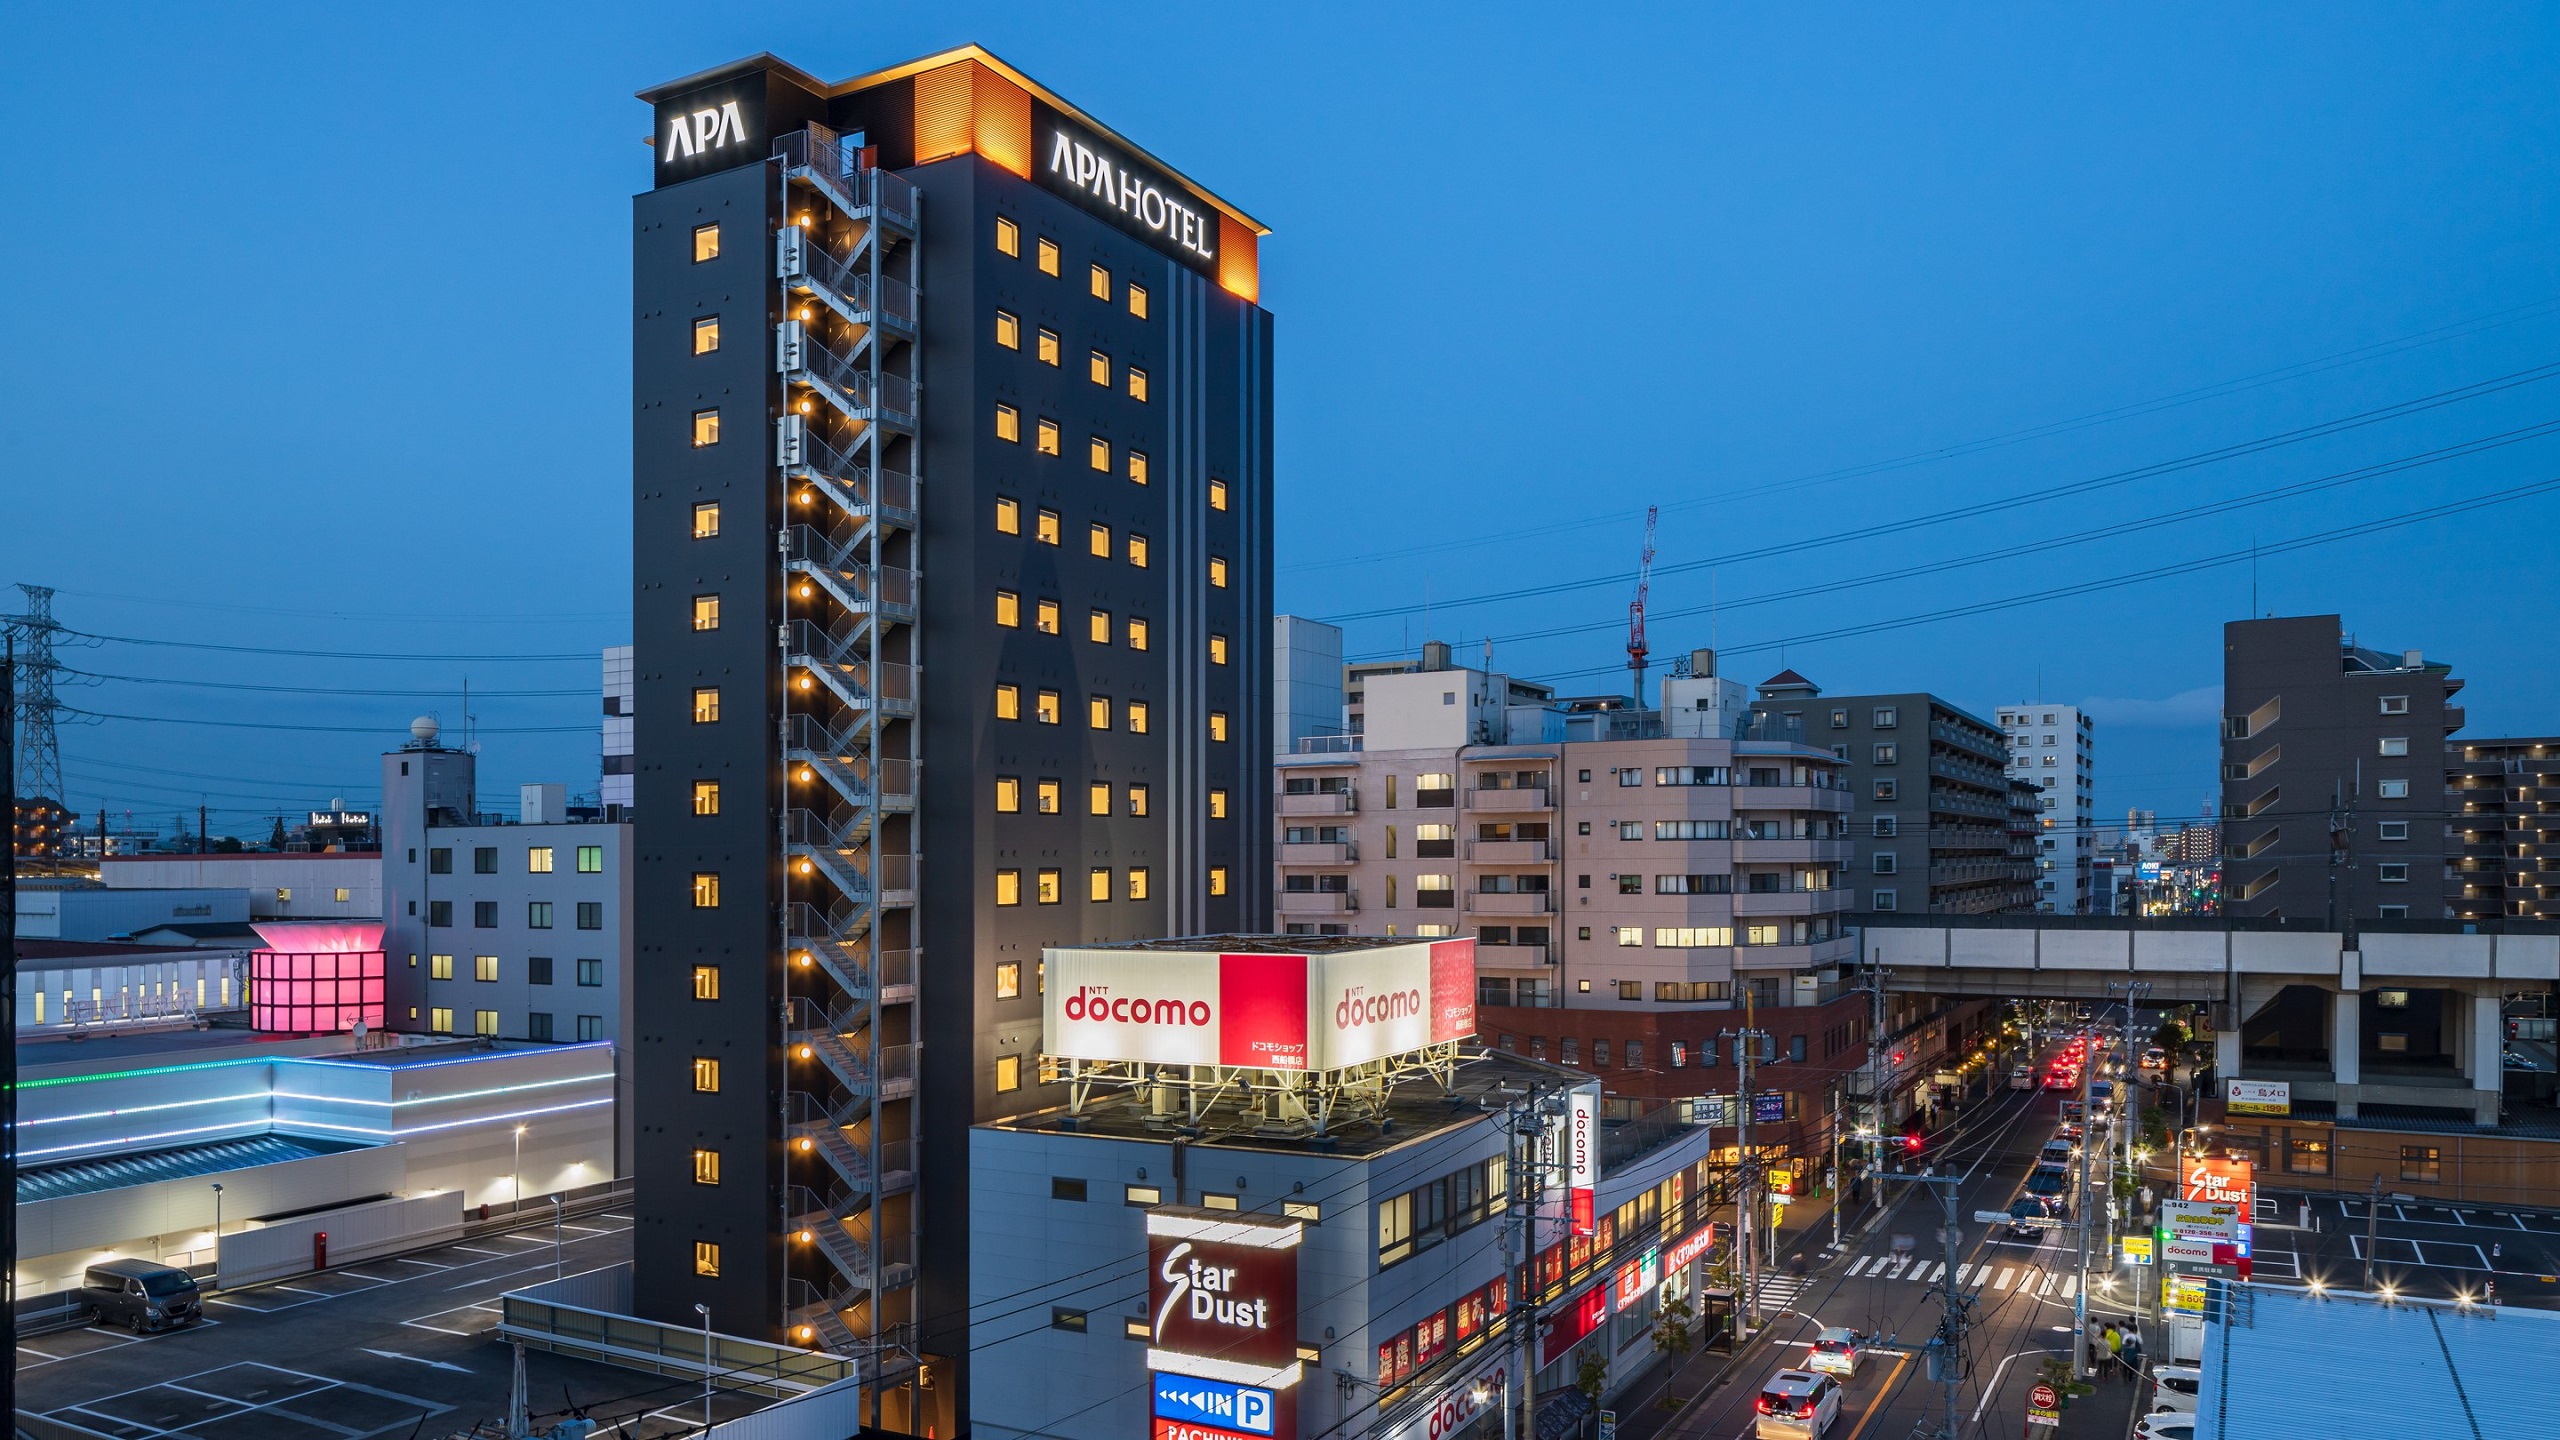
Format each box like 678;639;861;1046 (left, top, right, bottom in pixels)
1045;941;1476;1072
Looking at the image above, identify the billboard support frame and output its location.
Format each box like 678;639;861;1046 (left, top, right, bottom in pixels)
1059;1041;1465;1136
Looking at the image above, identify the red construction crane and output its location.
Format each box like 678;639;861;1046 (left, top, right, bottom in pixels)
1627;505;1659;705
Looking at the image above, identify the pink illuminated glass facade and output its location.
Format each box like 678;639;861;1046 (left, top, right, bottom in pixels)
250;949;386;1033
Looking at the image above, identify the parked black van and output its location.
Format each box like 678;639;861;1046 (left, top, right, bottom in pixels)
81;1258;202;1333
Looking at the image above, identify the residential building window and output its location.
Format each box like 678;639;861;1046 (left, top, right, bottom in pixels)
1036;508;1062;545
1128;282;1149;318
575;1015;603;1041
695;1242;720;1277
1129;783;1151;817
1090;695;1113;730
1873;779;1898;801
996;869;1022;906
693;502;720;537
995;684;1021;720
692;872;720;908
1873;853;1898;875
996;962;1022;1000
2400;1145;2441;1183
692;965;720;1000
693;1057;720;1092
1830;708;1848;728
995;590;1021;627
1090;350;1111;386
1127;617;1150;651
693;780;720;815
577;958;602;986
528;902;553;929
2380;695;2409;715
529;846;555;873
1037;328;1061;366
1872;816;1896;837
527;1012;554;1041
692;316;720;354
1090;867;1113;902
430;954;455;980
431;1007;453;1034
1037;418;1061;455
2378;779;2409;799
1036;237;1060;274
1036;689;1061;724
1037;779;1062;815
996;310;1020;349
2379;737;2409;757
995;404;1020;442
1872;888;1899;911
995;216;1019;256
1128;867;1151;901
1128;700;1150;733
996;496;1021;533
1129;367;1149;401
1210;711;1230;742
1210;556;1230;587
692;223;720;262
477;847;498;874
1873;706;1898;728
998;1055;1024;1092
691;409;720;447
1210;633;1229;665
1129;534;1150;567
2377;820;2408;840
1128;451;1149;484
577;902;602;929
475;1010;500;1037
1209;866;1229;897
1088;782;1111;817
528;957;554;985
996;777;1022;813
1209;477;1228;511
693;1149;720;1185
692;687;719;723
2377;863;2408;883
1036;599;1060;633
474;901;498;928
1872;743;1897;764
1037;868;1062;905
1090;436;1111;473
1209;789;1230;820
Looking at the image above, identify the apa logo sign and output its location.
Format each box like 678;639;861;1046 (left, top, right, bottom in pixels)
652;82;768;187
665;101;747;160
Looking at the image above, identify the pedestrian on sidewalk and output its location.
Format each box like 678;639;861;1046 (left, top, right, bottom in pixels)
2105;1324;2124;1379
2122;1330;2144;1376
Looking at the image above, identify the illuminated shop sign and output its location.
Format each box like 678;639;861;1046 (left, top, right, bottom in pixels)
652;79;768;188
1046;942;1475;1073
1540;1284;1610;1366
1663;1222;1719;1273
1566;1087;1597;1237
1034;108;1219;275
1154;1375;1276;1436
1614;1246;1661;1308
1145;1209;1304;1390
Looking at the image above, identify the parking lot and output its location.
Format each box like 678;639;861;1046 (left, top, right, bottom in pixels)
2241;1190;2560;1306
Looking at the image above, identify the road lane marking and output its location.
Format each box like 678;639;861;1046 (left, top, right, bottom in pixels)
2039;1272;2058;1296
1995;1268;2014;1289
1849;1257;1872;1277
1839;1352;1911;1440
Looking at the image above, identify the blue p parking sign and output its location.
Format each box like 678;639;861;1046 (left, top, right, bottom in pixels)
1153;1374;1277;1436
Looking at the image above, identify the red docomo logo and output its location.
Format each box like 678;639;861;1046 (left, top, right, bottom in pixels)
1424;1365;1502;1440
1336;986;1422;1028
1063;985;1211;1027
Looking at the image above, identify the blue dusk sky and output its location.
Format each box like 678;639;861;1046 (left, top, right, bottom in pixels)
4;4;2557;836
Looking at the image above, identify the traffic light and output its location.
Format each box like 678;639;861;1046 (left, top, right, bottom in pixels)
1902;1126;1925;1155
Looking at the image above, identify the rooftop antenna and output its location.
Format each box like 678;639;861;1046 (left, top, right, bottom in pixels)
1626;505;1658;707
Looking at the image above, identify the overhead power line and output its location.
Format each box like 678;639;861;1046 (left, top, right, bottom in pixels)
61;706;594;735
63;668;593;699
68;630;598;663
1315;359;2560;626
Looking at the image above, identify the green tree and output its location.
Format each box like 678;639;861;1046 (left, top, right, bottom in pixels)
1653;1293;1694;1359
1576;1352;1609;1400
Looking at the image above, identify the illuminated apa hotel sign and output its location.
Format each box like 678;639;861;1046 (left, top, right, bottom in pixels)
1035;108;1219;276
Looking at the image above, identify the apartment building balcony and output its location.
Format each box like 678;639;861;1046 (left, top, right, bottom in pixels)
1729;889;1842;916
1733;784;1854;812
1468;786;1554;813
1730;838;1853;865
1476;944;1550;968
1277;888;1358;915
1467;839;1551;863
1279;790;1358;816
1731;933;1860;970
1279;841;1357;865
1467;891;1554;916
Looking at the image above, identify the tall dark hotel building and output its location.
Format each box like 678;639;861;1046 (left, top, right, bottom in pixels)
629;46;1273;1431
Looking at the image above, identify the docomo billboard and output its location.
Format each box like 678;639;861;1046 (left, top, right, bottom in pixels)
1046;942;1476;1073
1566;1087;1598;1238
1146;1208;1305;1390
1373;1344;1512;1440
2182;1154;2255;1211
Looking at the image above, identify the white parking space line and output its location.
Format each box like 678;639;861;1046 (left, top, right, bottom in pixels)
2250;1249;2301;1279
2420;1239;2492;1270
391;1257;455;1271
450;1245;507;1256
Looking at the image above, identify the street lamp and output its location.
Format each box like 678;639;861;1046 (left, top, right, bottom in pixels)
210;1183;225;1280
694;1302;714;1428
513;1123;528;1212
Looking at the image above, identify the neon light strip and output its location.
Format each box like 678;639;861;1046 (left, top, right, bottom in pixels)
282;1040;613;1072
270;1072;614;1108
22;1120;269;1160
282;1096;612;1140
19;1093;271;1128
16;1057;275;1091
14;1039;614;1090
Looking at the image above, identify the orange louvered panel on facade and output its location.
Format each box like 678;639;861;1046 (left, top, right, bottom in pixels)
1219;215;1260;302
973;61;1033;177
913;60;974;163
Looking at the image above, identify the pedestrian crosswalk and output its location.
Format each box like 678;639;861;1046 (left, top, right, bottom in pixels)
1840;1253;2080;1298
1754;1275;1808;1312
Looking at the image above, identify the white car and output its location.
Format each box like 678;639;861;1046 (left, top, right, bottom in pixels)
2150;1363;2202;1414
1754;1369;1843;1438
1804;1326;1861;1378
2135;1415;2195;1440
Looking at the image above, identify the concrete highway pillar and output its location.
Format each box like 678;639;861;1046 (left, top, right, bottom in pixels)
2331;990;2361;1120
2473;991;2503;1128
2214;1025;2239;1081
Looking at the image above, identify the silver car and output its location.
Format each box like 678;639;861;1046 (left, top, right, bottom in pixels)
1755;1369;1843;1438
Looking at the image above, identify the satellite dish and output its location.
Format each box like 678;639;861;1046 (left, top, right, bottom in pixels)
410;716;440;745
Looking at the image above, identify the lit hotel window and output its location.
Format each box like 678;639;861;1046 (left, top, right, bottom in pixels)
995;310;1019;349
996;496;1020;534
693;780;719;815
1128;867;1151;902
1128;283;1149;319
995;777;1021;814
996;962;1021;999
1090;868;1112;902
996;1055;1022;1092
995;591;1020;628
695;1242;720;1277
691;409;720;447
1036;689;1061;724
1209;478;1229;511
1128;451;1149;485
1037;779;1061;815
1090;609;1112;645
692;872;720;909
1128;784;1150;817
692;688;719;723
1035;599;1060;634
995;404;1020;442
1127;618;1150;651
1037;329;1060;366
995;216;1019;257
1037;868;1062;905
693;1149;720;1185
431;1007;453;1034
1210;712;1231;743
692;594;720;631
1128;534;1150;568
529;846;554;874
995;683;1021;720
431;954;455;980
692;224;720;262
1089;782;1112;816
693;1057;720;1092
1090;264;1111;300
692;316;720;354
1036;509;1061;545
1128;701;1150;734
1090;351;1111;386
477;954;500;981
1036;418;1060;455
1090;696;1113;730
691;965;719;1000
996;869;1022;906
1210;557;1230;588
692;502;720;538
1037;237;1060;275
1210;633;1229;665
1089;523;1112;557
1209;866;1228;897
1210;789;1230;820
1129;367;1149;402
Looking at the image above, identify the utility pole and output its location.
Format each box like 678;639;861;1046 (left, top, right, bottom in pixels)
1861;965;1891;1221
1884;1170;1971;1440
1487;1083;1564;1440
2362;1175;2382;1293
1828;1083;1844;1251
1724;996;1772;1333
2073;1017;2095;1377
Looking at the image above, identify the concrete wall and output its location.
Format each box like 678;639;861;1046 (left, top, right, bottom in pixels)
217;1189;464;1288
16;1143;409;1296
13;887;250;940
104;855;382;920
